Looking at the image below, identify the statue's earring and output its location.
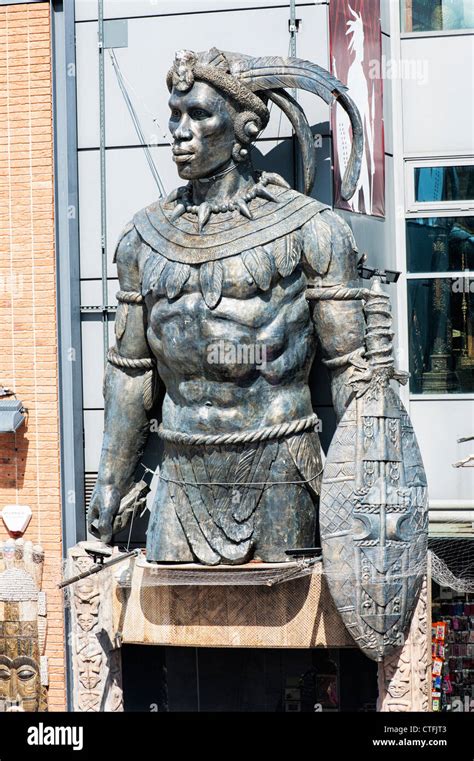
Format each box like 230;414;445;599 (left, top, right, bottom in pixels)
232;143;248;163
233;112;262;163
243;122;260;140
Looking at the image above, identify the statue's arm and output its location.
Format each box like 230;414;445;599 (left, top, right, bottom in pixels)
88;225;153;543
302;209;366;422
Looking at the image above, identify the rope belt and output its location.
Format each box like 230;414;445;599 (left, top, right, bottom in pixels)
157;413;319;447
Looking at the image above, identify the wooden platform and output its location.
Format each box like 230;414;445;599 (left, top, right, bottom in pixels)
67;544;432;713
112;556;355;648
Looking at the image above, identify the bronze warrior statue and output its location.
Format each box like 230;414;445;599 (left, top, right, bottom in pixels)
89;48;427;660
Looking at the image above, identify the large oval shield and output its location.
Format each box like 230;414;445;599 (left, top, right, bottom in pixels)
320;385;428;661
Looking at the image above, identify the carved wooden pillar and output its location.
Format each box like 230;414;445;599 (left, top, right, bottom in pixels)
67;544;123;712
377;574;431;712
0;539;48;711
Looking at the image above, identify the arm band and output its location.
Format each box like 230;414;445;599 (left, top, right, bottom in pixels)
107;346;155;370
116;290;144;304
306;284;371;301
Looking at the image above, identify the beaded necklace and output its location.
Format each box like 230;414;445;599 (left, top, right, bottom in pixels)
167;171;287;231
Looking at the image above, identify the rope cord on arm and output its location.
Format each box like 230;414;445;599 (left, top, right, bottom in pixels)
107;346;155;370
306;284;372;301
116;290;144;304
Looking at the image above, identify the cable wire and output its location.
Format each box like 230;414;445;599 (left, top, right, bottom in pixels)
109;49;166;197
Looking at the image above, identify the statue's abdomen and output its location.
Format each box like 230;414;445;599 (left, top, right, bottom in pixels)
146;264;316;430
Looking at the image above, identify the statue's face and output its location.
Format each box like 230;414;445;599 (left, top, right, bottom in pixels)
168;81;236;180
74;555;93;574
77;610;96;632
0;655;40;711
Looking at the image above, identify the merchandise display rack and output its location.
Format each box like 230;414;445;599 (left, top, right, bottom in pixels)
432;592;474;712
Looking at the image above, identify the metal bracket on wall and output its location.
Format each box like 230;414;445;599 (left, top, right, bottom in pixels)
80;306;117;314
288;0;300;57
288;18;301;36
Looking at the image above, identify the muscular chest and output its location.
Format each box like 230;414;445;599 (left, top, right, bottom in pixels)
141;245;313;372
145;250;266;305
146;250;307;330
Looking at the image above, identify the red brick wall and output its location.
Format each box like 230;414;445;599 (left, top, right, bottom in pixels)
0;2;66;711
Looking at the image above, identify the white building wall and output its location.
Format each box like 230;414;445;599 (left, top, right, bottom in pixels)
394;9;474;508
401;35;474;156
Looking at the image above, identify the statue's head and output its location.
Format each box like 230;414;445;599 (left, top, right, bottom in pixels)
166;47;363;198
167;49;269;180
0;654;40;712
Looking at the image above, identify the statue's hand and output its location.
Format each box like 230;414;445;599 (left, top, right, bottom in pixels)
347;365;374;397
87;483;122;545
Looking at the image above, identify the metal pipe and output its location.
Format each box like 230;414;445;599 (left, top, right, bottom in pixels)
58;548;140;589
98;0;109;362
289;0;297;57
289;0;299;191
51;0;87;711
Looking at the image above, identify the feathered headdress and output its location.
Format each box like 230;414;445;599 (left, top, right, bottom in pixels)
167;47;363;200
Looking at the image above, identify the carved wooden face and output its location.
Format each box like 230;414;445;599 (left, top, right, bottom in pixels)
0;655;40;711
168;81;236;180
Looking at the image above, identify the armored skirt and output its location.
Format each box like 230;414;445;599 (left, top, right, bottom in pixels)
146;428;323;565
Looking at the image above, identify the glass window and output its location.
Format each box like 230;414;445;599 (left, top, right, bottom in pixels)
406;217;474;273
414;166;474;203
407;278;474;393
401;0;474;32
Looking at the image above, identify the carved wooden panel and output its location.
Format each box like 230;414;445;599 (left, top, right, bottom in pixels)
68;545;123;712
377;575;431;712
0;539;47;711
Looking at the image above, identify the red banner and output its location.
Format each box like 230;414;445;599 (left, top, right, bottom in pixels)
330;0;385;217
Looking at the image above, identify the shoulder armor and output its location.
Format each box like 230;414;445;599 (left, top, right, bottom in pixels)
319;209;358;255
302;207;357;278
112;221;135;264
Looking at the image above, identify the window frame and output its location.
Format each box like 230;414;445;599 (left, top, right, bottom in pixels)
400;28;474;38
406;274;474;398
405;158;474;215
405;210;474;276
400;0;474;36
404;206;474;398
